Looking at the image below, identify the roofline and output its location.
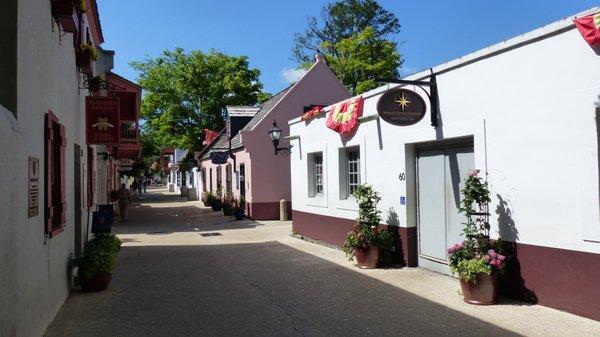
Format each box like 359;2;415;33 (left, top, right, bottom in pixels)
247;59;326;132
107;72;141;91
289;7;600;126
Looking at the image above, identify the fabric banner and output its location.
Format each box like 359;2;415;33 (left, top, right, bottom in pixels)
203;129;219;145
574;12;600;45
326;96;364;134
301;105;324;121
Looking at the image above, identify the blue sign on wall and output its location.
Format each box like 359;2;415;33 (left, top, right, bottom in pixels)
400;196;406;205
210;151;229;165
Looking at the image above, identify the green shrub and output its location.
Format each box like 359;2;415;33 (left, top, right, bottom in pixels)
79;43;98;61
77;233;122;279
74;0;86;13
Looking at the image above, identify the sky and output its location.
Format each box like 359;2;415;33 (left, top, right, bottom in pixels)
97;0;599;94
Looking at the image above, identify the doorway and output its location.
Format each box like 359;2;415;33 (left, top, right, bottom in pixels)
416;141;474;274
74;144;83;257
239;164;246;199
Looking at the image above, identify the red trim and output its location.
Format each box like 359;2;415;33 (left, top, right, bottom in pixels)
247;202;292;221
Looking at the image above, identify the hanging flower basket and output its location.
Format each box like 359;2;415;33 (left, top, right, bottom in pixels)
76;44;97;75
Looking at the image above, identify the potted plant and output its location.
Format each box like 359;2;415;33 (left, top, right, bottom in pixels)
447;169;507;305
201;191;213;207
76;43;97;75
52;0;85;33
210;188;223;211
222;192;235;216
233;197;246;221
342;184;393;269
77;233;122;292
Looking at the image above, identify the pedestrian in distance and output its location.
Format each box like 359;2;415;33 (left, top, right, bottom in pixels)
117;183;132;222
142;178;147;194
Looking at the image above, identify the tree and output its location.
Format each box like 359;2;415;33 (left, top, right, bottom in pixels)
292;0;400;63
131;48;264;150
322;27;401;94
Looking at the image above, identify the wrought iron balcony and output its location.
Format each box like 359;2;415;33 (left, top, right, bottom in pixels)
120;121;139;143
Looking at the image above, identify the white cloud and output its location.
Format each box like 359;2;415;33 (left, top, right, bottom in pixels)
280;68;308;84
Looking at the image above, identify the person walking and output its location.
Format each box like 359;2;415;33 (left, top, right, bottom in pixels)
117;183;132;222
142;178;147;194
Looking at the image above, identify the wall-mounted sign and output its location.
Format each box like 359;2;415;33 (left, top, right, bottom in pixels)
28;157;39;218
115;158;134;167
117;166;132;172
86;96;120;145
377;89;426;126
210;151;229;165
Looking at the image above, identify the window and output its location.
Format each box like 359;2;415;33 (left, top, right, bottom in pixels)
0;0;17;116
216;166;222;190
226;164;232;194
307;152;324;197
87;146;94;208
339;147;360;199
201;168;207;192
45;111;67;237
209;169;213;192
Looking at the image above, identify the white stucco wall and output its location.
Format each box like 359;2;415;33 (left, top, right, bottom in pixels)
0;1;100;336
290;16;600;255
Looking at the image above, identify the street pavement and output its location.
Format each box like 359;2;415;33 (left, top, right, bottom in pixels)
45;187;600;337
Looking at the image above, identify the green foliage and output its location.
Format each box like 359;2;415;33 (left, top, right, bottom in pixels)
292;0;402;95
448;170;507;283
292;0;400;63
130;48;263;150
79;43;97;61
203;191;218;206
235;196;246;211
321;26;402;94
452;258;491;283
343;184;394;260
257;92;272;104
77;234;122;279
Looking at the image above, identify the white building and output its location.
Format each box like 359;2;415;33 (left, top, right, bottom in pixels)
289;8;600;320
0;1;140;335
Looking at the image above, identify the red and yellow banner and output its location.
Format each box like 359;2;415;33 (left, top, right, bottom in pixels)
574;12;600;45
326;96;364;134
202;129;219;145
86;96;120;145
301;105;325;121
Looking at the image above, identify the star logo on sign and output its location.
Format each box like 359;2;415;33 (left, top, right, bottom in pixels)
394;92;411;110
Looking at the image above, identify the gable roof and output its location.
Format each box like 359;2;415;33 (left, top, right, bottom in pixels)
241;85;292;132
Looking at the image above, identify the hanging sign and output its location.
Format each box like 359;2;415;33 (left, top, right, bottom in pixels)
86;96;120;145
210;151;229;165
28;157;39;218
377;88;426;126
574;12;600;45
326;96;364;134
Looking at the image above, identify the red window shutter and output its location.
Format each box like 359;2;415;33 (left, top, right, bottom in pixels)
59;124;67;226
45;112;58;234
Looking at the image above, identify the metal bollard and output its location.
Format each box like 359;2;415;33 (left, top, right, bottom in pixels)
280;199;288;221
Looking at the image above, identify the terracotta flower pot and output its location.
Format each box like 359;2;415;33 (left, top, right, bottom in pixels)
355;246;381;269
459;273;498;305
80;272;112;292
76;52;94;75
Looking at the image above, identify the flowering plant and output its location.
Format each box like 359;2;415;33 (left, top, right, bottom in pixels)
448;170;507;283
342;185;393;260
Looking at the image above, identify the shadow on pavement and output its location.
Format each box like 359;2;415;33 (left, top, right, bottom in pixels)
45;241;522;337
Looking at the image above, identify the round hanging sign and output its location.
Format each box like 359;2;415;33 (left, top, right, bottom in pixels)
376;88;426;126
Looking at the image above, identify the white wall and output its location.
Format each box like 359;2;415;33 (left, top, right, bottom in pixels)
0;1;98;336
290;24;600;255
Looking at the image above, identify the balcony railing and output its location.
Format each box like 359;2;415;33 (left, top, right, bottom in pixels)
120;121;139;143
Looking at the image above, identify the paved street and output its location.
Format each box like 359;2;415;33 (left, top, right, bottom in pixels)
45;187;600;337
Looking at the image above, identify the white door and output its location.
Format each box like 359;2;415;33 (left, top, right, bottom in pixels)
417;145;474;274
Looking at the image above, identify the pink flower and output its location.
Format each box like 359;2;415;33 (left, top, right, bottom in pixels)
484;255;491;262
468;170;480;177
490;259;497;266
497;254;505;261
488;249;497;258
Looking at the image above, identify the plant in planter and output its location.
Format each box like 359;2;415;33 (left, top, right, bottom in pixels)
342;184;393;269
210;188;223;211
201;191;214;207
233;197;246;221
222;192;235;216
448;169;507;305
77;233;122;292
77;43;97;75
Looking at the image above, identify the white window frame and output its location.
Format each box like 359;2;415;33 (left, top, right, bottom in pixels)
339;146;361;200
307;152;324;198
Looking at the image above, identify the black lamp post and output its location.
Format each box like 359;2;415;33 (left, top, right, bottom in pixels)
267;120;292;155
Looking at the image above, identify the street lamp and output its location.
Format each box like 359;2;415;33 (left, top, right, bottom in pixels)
267;120;292;155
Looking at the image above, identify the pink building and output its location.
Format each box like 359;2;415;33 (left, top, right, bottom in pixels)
198;55;349;220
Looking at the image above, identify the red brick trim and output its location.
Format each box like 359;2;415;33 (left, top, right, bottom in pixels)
247;202;292;221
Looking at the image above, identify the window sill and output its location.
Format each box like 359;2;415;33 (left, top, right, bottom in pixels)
306;196;328;208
